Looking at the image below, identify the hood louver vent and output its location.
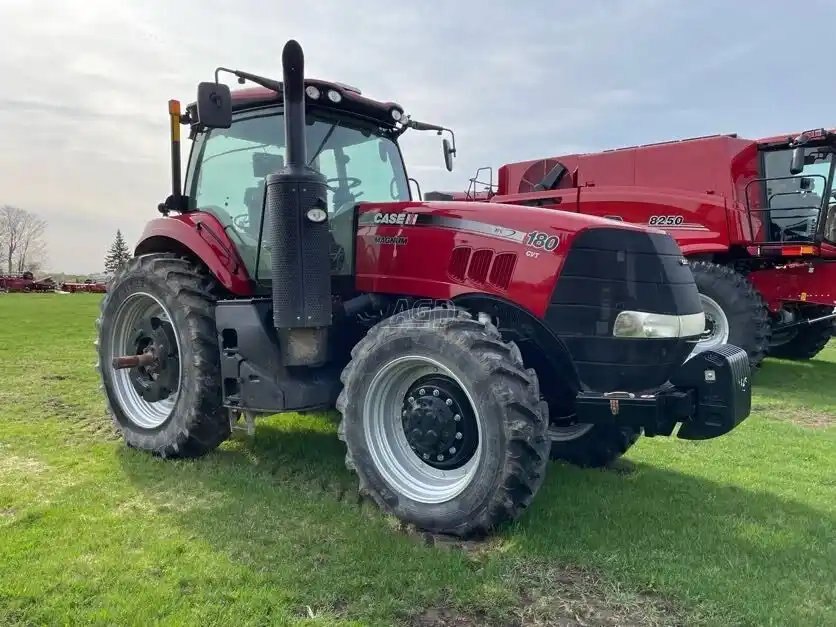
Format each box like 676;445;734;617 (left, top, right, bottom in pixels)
449;246;471;280
489;253;516;289
468;249;493;283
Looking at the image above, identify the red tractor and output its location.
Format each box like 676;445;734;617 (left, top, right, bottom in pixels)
448;131;836;367
96;40;752;537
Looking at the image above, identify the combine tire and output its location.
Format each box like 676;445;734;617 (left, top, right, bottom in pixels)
688;261;771;369
769;306;834;360
96;253;230;457
337;307;549;537
548;424;640;468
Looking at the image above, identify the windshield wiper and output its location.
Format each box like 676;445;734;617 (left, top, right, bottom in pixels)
308;122;338;167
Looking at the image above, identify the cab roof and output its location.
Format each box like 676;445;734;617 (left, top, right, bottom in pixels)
227;79;405;130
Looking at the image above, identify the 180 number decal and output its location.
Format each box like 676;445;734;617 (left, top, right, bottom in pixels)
525;231;559;251
648;215;684;226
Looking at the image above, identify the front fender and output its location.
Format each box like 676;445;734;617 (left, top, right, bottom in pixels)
135;213;254;296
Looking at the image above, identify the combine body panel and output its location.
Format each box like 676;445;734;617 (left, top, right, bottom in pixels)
479;131;836;364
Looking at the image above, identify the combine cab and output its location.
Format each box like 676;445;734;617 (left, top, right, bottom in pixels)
459;131;836;366
95;40;752;537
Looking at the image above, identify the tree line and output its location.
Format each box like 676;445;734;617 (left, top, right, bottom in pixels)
0;205;47;275
1;204;134;276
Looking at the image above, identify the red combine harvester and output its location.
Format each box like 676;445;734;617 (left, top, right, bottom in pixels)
0;272;56;293
446;131;836;367
95;40;751;536
61;279;108;294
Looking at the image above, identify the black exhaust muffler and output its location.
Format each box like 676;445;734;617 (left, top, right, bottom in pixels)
266;40;332;366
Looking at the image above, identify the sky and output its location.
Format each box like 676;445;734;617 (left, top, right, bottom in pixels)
2;0;836;274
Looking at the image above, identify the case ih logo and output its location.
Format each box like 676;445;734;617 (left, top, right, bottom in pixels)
373;212;418;225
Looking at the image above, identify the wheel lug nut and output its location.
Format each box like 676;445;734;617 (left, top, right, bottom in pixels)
455;432;462;439
445;398;453;406
449;447;456;454
418;388;425;395
422;453;430;460
454;414;461;421
437;454;444;461
408;397;414;403
433;390;440;397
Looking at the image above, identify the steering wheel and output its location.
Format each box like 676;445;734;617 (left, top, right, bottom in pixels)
326;177;362;193
232;213;250;231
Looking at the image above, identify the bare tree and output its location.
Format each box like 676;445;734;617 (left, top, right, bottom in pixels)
0;205;47;274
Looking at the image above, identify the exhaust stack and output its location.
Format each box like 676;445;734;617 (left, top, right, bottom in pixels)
265;40;332;366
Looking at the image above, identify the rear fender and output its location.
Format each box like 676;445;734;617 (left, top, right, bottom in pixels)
134;213;254;296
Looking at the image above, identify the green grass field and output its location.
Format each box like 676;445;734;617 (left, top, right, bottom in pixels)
0;294;833;626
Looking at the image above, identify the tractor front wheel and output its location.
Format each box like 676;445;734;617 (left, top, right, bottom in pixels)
96;254;230;457
337;307;549;537
548;423;640;468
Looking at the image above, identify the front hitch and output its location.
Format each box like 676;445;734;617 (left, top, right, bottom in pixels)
573;346;752;440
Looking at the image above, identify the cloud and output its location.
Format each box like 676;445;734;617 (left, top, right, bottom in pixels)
0;0;834;272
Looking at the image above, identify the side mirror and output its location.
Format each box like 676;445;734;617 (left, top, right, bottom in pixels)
442;138;455;172
799;176;814;191
196;82;232;129
790;145;806;175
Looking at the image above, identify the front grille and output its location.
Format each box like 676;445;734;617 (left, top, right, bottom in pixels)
545;227;701;392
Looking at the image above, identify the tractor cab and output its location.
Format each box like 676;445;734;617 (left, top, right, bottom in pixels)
751;128;836;246
171;77;455;286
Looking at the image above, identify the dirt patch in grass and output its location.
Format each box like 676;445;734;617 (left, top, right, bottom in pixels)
0;454;48;477
753;404;835;428
410;607;485;626
508;561;686;626
410;560;687;627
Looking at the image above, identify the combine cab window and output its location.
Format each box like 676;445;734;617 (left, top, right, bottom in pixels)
187;107;410;282
761;148;835;243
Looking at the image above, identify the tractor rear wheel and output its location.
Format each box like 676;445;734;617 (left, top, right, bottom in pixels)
337;307;549;537
688;261;771;369
96;253;230;457
548;423;640;468
769;305;834;360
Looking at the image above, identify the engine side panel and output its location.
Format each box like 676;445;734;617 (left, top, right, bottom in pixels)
353;200;652;317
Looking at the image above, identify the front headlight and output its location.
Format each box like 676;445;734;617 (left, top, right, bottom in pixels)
613;311;705;339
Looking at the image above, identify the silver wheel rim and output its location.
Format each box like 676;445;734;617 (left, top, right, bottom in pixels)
362;355;482;504
548;422;594;442
690;294;730;356
108;292;181;429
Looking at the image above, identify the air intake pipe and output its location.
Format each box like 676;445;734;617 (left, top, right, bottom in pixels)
266;40;331;366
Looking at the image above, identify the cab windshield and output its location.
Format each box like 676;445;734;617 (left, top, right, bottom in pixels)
761;147;836;243
187;106;410;278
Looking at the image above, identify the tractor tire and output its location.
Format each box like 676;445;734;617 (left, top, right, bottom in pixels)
96;253;230;457
337;307;549;537
688;261;771;369
548;424;641;468
769;305;834;360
